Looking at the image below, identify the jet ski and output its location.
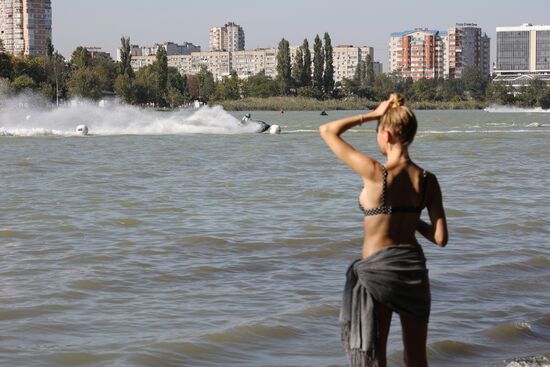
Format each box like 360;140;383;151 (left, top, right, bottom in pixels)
240;114;281;134
76;124;89;135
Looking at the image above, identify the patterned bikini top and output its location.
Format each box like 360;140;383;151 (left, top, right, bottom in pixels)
359;166;428;216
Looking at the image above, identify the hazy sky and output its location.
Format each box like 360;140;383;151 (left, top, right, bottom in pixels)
52;0;550;68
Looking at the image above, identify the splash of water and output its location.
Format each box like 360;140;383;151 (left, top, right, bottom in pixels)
484;105;550;113
0;93;258;136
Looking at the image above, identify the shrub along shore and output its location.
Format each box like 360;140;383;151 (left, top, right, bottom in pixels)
219;97;489;111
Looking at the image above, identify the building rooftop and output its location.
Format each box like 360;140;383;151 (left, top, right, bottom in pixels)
390;29;445;37
497;24;550;32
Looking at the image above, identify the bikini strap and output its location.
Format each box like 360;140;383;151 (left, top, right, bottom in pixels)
420;170;428;207
381;166;388;207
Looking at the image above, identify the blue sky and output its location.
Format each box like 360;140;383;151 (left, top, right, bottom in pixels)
52;0;550;69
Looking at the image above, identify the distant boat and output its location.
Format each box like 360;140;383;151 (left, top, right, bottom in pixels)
320;110;328;116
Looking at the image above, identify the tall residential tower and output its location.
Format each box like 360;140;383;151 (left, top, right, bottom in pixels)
209;22;245;52
445;23;490;78
388;28;446;80
0;0;52;56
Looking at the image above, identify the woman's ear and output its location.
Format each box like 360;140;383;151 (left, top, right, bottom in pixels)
383;129;393;144
386;130;395;144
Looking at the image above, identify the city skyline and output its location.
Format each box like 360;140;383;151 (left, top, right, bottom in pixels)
51;0;550;69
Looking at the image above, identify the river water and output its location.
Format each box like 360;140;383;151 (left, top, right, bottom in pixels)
1;99;549;367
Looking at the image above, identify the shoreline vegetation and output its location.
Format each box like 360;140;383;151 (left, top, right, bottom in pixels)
220;97;489;111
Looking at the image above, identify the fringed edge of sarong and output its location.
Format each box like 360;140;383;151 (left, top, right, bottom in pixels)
349;349;378;367
341;321;351;353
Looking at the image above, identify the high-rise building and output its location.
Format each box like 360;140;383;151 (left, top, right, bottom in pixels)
209;22;245;52
0;0;52;56
494;23;550;84
388;29;446;80
445;23;491;78
333;45;374;82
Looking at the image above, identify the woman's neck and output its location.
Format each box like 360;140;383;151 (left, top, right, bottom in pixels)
385;145;411;166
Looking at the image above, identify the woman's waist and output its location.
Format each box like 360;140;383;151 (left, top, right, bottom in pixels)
362;241;422;260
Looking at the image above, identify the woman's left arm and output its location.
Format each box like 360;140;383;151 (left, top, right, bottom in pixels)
319;101;390;177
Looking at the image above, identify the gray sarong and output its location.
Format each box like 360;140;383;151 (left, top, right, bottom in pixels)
340;244;431;367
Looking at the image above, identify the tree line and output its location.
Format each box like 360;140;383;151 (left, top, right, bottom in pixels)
1;35;550;109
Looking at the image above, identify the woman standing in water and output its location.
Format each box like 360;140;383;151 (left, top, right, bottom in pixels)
320;94;448;367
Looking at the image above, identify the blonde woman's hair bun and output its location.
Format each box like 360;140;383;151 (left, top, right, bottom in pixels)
389;93;405;108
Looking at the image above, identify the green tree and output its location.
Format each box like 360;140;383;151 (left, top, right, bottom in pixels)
11;75;37;92
119;36;134;78
486;81;515;105
197;65;216;101
242;71;279;98
365;54;374;88
539;89;550;109
43;39;67;104
323;32;334;95
12;57;48;85
70;47;91;69
372;73;395;101
276;38;291;94
45;37;54;59
436;78;463;101
302;39;312;87
91;54;118;92
520;78;548;107
155;46;168;106
312;35;324;94
168;68;190;103
411;78;437;101
214;72;241;101
0;53;13;79
133;65;159;105
291;46;304;88
114;73;134;103
462;66;488;100
354;60;366;84
67;68;103;99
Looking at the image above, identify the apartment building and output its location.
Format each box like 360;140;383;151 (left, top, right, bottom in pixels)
127;44;378;83
209;22;245;52
333;45;374;81
117;41;200;61
389;29;446;80
445;23;490;78
494;23;550;84
389;24;490;80
231;48;278;79
0;0;52;56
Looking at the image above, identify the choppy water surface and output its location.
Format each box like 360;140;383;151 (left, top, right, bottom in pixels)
1;100;550;367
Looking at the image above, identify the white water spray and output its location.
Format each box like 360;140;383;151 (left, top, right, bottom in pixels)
484;104;550;113
0;93;259;137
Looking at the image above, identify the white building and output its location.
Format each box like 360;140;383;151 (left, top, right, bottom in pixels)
231;48;278;79
333;45;374;81
209;22;245;52
127;43;377;83
494;23;550;84
117;41;200;61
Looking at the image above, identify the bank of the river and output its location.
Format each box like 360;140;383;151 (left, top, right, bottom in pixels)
220;96;489;111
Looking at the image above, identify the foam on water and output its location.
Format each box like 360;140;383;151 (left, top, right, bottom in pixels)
485;105;550;113
0;93;258;136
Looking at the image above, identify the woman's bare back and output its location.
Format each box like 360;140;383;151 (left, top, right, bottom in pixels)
359;162;432;258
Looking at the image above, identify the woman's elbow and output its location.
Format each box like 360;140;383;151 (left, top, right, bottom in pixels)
319;124;329;137
435;232;448;247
